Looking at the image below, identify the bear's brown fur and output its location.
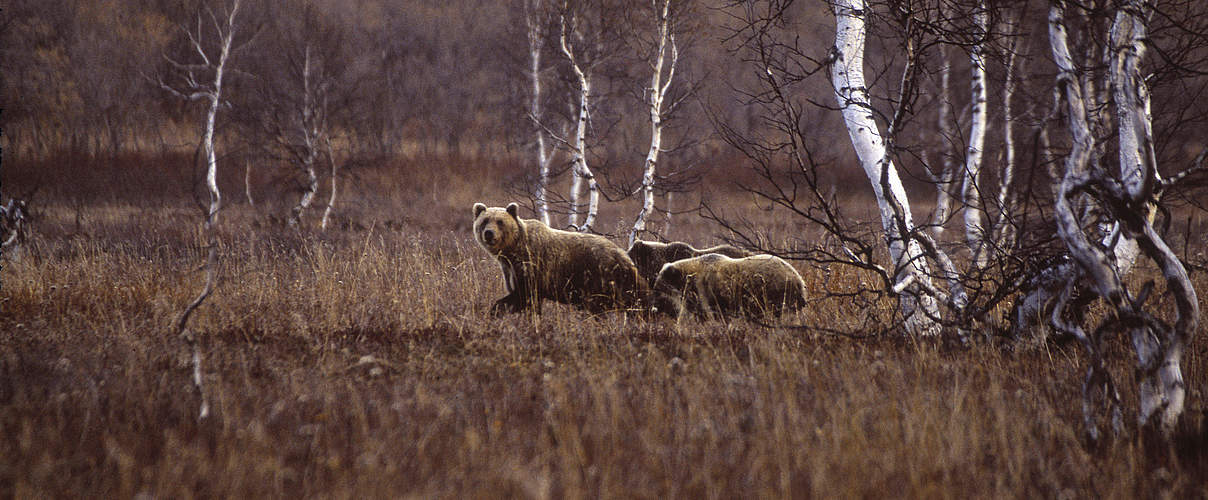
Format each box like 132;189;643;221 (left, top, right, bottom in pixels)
473;202;649;315
627;240;751;287
651;253;807;320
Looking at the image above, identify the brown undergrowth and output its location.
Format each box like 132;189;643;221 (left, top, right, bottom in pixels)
2;154;1207;498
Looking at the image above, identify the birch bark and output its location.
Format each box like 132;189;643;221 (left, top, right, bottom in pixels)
630;0;676;246
560;10;600;231
832;0;940;336
1108;0;1196;432
993;27;1018;252
163;0;244;421
962;5;989;266
527;0;554;225
930;45;956;241
290;45;321;227
320;138;338;230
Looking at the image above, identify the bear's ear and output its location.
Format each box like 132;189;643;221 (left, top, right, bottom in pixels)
506;203;520;218
474;203;487;218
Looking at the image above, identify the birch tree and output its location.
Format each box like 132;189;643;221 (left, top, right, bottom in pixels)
320;137;339;230
242;1;349;228
559;0;603;231
158;0;249;420
831;0;943;336
961;4;989;266
526;0;556;226
928;44;957;242
628;0;682;246
990;11;1021;254
1046;0;1200;438
158;0;244;229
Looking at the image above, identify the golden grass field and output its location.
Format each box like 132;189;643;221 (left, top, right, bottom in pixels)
2;153;1207;497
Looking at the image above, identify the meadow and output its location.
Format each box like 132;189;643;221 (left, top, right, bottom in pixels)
2;152;1207;498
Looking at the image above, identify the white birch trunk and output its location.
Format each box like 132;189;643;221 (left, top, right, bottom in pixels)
630;0;675;247
291;46;321;227
1049;2;1124;439
527;0;553;226
166;0;243;421
931;44;956;241
993;31;1018;252
560;12;599;231
1105;1;1159;277
1108;0;1193;432
321;138;337;230
201;34;230;230
962;5;989;266
663;191;673;234
832;0;940;336
244;159;255;206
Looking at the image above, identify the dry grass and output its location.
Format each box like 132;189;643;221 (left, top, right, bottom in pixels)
2;154;1207;498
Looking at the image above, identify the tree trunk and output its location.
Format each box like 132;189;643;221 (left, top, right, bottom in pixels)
962;5;989;267
291;46;321;227
831;0;940;336
321;138;338;230
1108;0;1196;433
560;12;599;231
244;159;255;206
931;44;956;241
630;0;675;247
527;0;553;226
993;24;1019;253
169;0;243;421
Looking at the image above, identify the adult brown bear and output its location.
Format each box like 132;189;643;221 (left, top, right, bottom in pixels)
473;202;649;315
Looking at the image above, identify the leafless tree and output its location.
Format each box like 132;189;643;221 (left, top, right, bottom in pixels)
557;0;617;232
241;1;350;228
158;0;252;420
718;0;1208;439
526;0;558;226
626;0;696;247
1042;0;1201;439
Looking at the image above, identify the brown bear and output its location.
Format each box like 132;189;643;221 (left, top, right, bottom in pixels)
651;253;807;320
473;202;649;315
627;239;751;287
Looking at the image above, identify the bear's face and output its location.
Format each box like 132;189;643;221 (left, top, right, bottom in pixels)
627;240;657;277
473;202;523;255
650;263;687;317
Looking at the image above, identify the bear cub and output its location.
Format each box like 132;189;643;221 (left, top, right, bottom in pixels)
652;253;807;320
627;240;751;287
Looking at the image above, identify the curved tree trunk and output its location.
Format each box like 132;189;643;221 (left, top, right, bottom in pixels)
560;11;599;231
832;0;940;336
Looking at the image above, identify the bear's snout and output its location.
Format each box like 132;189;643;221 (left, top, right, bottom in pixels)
482;228;497;244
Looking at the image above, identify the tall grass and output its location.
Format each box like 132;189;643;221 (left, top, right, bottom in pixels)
2;153;1206;497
